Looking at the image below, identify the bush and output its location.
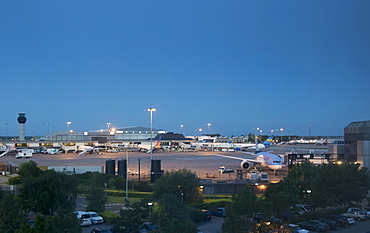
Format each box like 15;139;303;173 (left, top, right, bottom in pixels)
8;176;22;185
187;206;204;223
190;200;231;211
99;211;120;224
132;181;153;192
106;190;152;198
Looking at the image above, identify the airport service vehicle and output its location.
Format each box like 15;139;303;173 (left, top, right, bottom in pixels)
218;166;234;174
44;148;61;155
15;149;33;159
211;207;226;217
87;211;104;224
75;211;92;226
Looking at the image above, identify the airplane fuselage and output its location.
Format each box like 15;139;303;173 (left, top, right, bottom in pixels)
255;151;283;170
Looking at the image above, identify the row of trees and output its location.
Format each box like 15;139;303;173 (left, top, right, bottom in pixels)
0;161;82;232
2;159;369;233
222;161;370;232
1;161;203;233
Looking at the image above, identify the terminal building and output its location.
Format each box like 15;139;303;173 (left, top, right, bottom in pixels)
344;120;370;168
45;126;167;142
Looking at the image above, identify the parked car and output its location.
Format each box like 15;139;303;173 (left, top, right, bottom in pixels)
317;219;340;230
201;209;212;221
91;227;112;233
87;211;104;224
280;224;310;233
348;207;370;217
298;220;329;232
295;204;310;216
75;211;92;226
346;217;355;224
211;207;226;217
320;215;348;227
342;210;367;221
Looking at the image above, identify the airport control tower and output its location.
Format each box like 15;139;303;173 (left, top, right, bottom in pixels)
17;112;27;141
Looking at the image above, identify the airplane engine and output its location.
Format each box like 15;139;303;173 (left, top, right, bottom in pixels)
240;160;251;170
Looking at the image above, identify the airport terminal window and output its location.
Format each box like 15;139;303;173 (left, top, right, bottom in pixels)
16;143;29;147
40;143;53;147
62;142;76;146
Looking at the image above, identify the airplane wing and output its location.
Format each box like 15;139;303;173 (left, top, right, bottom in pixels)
212;154;262;164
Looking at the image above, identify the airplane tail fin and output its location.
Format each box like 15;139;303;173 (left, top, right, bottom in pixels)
154;136;162;149
263;135;274;147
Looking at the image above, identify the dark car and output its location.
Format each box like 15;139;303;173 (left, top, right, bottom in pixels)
211;207;226;217
202;209;212;221
91;227;112;233
320;215;348;227
318;219;340;230
298;220;329;232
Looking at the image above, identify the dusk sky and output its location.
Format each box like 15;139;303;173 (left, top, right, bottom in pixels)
1;1;369;137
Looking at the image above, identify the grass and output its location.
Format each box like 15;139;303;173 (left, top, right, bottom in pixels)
107;195;142;204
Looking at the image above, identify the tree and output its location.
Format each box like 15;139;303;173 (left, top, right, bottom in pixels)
247;133;255;142
17;210;81;233
86;173;107;212
17;160;41;178
19;169;78;215
152;169;201;204
0;189;27;233
112;202;148;233
154;194;196;233
222;185;258;233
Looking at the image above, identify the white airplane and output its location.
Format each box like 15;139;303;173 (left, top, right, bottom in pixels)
137;136;163;154
233;135;275;150
78;145;104;155
213;139;283;172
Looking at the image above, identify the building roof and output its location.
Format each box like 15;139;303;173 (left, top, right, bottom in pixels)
345;120;370;133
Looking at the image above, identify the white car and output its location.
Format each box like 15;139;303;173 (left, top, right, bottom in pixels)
346;217;355;224
87;211;104;224
75;211;92;226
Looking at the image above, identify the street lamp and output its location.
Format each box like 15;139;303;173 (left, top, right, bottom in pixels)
198;128;203;135
207;123;211;131
148;202;153;223
107;122;111;130
148;108;156;162
280;128;284;142
5;123;7;141
125;149;129;204
66;122;71;131
180;124;184;131
309;125;311;137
